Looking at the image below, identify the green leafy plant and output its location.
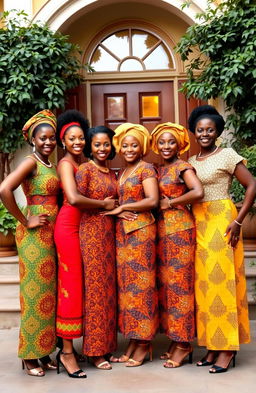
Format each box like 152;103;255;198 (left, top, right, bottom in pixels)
0;202;17;236
176;0;256;146
0;10;92;181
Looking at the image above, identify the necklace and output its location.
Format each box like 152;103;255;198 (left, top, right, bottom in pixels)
90;160;109;173
197;146;219;159
33;152;52;168
119;160;141;186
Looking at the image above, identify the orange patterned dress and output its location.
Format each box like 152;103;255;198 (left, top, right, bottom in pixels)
157;160;196;342
76;161;117;356
116;161;158;340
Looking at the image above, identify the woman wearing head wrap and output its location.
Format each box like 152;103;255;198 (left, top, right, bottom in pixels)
188;105;256;373
75;126;118;370
151;123;203;368
0;110;59;376
103;123;159;367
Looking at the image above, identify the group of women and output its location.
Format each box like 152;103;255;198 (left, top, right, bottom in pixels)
0;105;255;379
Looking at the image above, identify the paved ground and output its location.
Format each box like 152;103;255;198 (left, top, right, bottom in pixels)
0;323;255;393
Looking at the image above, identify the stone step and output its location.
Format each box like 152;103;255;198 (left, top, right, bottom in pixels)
0;255;19;276
0;275;20;299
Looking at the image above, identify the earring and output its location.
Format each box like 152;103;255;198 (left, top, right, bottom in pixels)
216;136;223;147
62;144;66;150
32;143;35;153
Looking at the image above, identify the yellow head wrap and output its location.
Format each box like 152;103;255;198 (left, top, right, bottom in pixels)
113;123;151;156
22;109;57;144
151;122;190;155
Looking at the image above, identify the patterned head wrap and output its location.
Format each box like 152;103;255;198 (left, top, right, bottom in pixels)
113;123;151;156
22;110;57;143
151;122;190;155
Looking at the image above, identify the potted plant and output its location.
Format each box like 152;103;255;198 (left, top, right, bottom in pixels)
0;202;17;256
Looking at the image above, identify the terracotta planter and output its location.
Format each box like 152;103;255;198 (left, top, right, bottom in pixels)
0;231;17;257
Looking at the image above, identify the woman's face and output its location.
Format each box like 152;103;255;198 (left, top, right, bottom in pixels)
195;118;218;149
157;132;179;161
120;135;142;164
32;126;56;157
63;126;85;156
91;133;112;163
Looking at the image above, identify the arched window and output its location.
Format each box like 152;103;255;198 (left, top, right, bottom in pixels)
89;28;175;72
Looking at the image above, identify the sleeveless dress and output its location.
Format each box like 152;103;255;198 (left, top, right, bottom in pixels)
116;161;158;340
54;159;83;339
189;148;250;350
76;161;117;356
15;156;59;359
157;160;196;342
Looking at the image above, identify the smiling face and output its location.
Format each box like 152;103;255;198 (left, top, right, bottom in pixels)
32;125;56;158
120;135;142;164
195;118;218;149
157;132;179;162
91;132;112;164
63;126;85;156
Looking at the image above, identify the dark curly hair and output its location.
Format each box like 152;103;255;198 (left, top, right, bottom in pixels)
188;105;225;136
84;125;116;160
56;109;90;147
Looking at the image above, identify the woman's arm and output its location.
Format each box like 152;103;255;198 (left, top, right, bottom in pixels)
160;169;204;210
103;177;159;216
59;161;116;210
225;162;256;247
0;157;49;228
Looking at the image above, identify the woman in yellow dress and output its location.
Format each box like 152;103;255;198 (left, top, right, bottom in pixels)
188;105;256;373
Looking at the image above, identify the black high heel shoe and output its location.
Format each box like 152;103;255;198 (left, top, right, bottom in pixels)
209;351;237;374
197;350;218;367
56;350;87;378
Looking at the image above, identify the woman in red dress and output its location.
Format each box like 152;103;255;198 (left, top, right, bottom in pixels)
104;123;159;367
54;113;116;377
151;123;203;368
75;126;118;370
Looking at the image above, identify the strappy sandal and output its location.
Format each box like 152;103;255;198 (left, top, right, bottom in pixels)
126;342;153;367
163;344;193;368
90;356;112;370
56;350;87;378
22;359;45;377
118;339;137;363
39;355;57;370
160;342;176;360
197;350;218;367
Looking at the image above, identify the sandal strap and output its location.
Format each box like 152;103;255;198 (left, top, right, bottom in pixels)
97;361;111;368
72;369;86;376
166;359;180;368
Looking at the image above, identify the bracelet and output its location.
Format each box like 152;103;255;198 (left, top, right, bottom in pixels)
234;219;242;226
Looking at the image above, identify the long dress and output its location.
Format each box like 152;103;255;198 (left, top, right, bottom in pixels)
116;161;158;340
15;156;59;359
76;161;117;356
189;148;250;350
54;160;83;339
157;160;196;342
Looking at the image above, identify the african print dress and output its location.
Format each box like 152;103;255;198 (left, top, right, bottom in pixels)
16;156;59;359
54;160;83;339
116;161;158;340
189;148;250;350
157;160;196;342
76;161;117;356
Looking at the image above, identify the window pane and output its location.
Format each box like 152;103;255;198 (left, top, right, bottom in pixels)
107;97;124;119
120;59;143;71
142;96;159;117
132;30;159;58
144;44;173;70
91;47;119;71
102;30;129;59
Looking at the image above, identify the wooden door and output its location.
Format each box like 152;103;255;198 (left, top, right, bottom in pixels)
91;82;174;168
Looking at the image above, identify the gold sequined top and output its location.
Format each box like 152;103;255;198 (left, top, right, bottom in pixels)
189;148;246;202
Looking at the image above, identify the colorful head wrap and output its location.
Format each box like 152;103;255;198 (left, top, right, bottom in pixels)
22;109;57;143
151;122;190;155
113;123;151;156
59;122;81;140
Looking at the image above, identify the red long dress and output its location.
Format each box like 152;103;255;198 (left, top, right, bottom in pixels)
54;160;83;339
157;160;196;342
76;161;117;356
116;161;158;340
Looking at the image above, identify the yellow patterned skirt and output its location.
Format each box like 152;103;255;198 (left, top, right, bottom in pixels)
192;199;250;350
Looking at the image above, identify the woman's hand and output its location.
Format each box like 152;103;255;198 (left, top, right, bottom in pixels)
103;196;118;210
224;221;241;248
27;213;50;228
101;205;123;216
160;195;170;210
117;211;138;221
